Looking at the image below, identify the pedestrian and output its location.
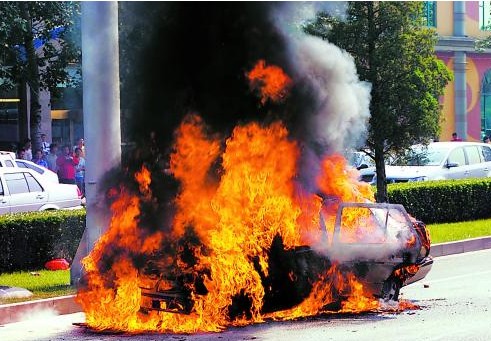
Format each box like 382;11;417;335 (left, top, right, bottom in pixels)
41;133;50;155
17;148;26;160
46;143;59;173
32;149;48;168
483;135;490;144
74;147;86;197
451;132;462;141
22;139;32;160
56;145;79;184
73;137;85;158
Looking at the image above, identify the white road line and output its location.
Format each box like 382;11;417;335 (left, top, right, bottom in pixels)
425;269;491;284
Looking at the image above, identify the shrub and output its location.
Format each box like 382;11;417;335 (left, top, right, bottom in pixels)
0;209;85;273
387;178;491;224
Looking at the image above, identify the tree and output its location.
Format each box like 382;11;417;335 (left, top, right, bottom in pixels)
0;1;81;152
304;2;452;202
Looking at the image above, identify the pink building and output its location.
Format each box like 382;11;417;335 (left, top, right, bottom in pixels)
431;1;491;141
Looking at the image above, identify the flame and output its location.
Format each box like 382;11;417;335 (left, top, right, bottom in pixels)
77;63;420;334
247;59;292;104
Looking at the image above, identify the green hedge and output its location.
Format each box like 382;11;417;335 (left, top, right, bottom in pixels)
387;178;491;224
0;209;85;273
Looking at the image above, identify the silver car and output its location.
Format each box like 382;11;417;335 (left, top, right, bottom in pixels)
0;167;82;214
375;141;491;183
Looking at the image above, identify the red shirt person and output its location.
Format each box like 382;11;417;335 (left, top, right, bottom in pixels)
56;145;79;184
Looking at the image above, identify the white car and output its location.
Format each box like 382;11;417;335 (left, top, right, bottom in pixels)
374;141;491;183
0;167;82;214
0;151;59;183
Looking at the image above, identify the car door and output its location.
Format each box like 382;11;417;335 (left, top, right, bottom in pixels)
4;171;47;213
444;146;468;179
0;177;10;214
464;145;487;178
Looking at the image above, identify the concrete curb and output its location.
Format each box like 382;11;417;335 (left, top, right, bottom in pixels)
0;294;80;325
1;236;490;325
429;236;491;257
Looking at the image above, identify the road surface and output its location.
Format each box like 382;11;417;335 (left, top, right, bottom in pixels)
1;249;490;341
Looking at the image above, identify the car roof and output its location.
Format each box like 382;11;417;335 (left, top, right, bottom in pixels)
425;141;490;148
0;166;38;175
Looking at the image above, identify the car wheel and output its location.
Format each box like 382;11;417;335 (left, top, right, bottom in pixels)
381;277;401;302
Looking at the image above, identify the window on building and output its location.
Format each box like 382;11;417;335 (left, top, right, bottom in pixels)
479;1;491;30
481;69;491;138
422;2;436;27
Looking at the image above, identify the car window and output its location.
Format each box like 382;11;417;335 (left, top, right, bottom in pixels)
447;147;466;166
5;160;14;167
5;172;30;194
25;173;43;192
15;160;44;174
0;179;4;196
482;146;491;162
465;146;482;165
395;145;447;166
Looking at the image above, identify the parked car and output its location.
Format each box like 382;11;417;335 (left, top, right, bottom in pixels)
0;167;82;215
139;202;432;315
373;141;491;184
0;151;59;183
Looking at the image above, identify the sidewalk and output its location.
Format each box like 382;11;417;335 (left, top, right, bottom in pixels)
1;236;490;325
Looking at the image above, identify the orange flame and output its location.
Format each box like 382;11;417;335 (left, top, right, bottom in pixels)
76;114;391;333
247;59;292;105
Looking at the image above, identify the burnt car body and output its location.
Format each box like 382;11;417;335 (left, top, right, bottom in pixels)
140;202;433;317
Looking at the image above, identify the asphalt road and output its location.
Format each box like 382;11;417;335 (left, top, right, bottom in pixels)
1;249;490;341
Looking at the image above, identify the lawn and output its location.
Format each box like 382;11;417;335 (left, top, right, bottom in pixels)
427;218;491;244
0;269;75;304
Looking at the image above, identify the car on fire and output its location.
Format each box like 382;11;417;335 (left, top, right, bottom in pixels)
139;202;432;316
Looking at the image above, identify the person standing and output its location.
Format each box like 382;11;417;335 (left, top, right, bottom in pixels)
22;139;32;160
74;147;86;197
73;137;85;158
41;134;51;156
46;143;59;173
451;132;463;141
32;149;48;168
56;145;79;184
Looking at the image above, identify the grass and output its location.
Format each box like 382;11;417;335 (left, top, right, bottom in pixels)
427;218;491;244
0;269;75;305
1;219;490;306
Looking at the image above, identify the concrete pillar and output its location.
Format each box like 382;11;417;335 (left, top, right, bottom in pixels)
453;2;467;140
71;1;121;284
454;51;467;140
453;2;465;37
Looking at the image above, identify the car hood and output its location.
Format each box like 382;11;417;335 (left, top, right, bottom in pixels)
384;165;441;180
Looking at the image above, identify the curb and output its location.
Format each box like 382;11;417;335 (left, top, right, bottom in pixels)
429;236;491;257
0;294;80;325
1;236;490;325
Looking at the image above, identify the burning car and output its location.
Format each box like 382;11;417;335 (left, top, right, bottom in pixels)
139;201;432;317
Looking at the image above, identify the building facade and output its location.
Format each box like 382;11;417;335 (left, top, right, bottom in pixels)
431;1;491;141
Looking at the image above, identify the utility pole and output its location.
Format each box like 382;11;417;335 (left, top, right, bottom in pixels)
71;1;121;284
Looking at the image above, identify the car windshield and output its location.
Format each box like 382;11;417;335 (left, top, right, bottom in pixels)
393;145;447;166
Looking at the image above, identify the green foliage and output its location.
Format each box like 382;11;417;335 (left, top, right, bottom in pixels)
0;209;85;273
0;1;81;151
304;2;453;202
387;178;491;224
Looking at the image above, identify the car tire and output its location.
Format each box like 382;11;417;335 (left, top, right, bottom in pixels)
381;277;401;302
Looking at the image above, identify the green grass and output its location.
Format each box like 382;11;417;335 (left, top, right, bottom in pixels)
427;218;491;244
0;269;75;304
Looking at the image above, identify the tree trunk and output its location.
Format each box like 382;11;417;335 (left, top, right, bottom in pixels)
374;143;388;203
20;2;42;153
